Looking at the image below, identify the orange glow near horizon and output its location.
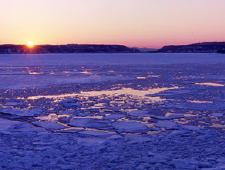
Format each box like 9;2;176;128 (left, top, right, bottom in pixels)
27;41;34;48
1;0;225;48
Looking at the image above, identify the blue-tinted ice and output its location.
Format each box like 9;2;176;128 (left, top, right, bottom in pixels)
1;53;225;169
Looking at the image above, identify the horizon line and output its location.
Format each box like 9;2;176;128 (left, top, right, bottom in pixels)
1;41;225;49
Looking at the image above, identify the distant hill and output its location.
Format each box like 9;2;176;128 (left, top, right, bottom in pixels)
158;42;225;53
0;44;140;54
133;47;158;53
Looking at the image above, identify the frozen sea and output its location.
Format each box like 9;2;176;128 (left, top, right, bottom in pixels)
1;53;225;169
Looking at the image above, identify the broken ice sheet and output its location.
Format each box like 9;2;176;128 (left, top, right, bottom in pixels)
0;118;44;133
4;102;28;108
0;118;23;134
69;118;111;130
112;121;149;133
2;107;42;116
32;121;67;131
128;110;149;117
155;120;179;130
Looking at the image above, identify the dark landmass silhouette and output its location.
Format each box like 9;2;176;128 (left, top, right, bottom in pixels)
1;42;225;54
158;42;225;53
0;44;139;54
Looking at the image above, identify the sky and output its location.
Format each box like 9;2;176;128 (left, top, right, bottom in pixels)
0;0;225;48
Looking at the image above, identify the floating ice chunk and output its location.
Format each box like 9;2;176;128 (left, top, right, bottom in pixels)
128;110;149;117
32;121;66;130
150;114;184;120
155;121;179;130
104;114;125;120
4;102;28;107
112;121;148;133
77;138;106;147
70;118;111;129
70;118;95;127
2;108;42;116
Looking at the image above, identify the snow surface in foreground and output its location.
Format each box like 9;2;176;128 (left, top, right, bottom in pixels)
1;53;225;169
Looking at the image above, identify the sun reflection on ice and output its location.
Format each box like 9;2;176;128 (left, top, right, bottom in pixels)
27;86;179;103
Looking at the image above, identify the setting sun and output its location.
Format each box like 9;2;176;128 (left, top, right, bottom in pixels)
27;41;34;48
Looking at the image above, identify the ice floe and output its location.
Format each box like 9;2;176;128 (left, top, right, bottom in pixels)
112;121;148;133
155;120;179;130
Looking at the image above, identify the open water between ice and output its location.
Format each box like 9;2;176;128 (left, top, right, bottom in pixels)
1;53;225;169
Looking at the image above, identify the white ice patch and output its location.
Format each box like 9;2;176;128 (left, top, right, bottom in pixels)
188;100;213;104
195;82;224;87
80;87;178;98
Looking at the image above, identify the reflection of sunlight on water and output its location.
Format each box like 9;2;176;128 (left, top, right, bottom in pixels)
195;82;224;87
27;87;178;103
80;70;92;74
63;71;70;73
80;87;178;97
137;77;147;79
188;100;213;104
28;71;40;75
27;93;79;100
